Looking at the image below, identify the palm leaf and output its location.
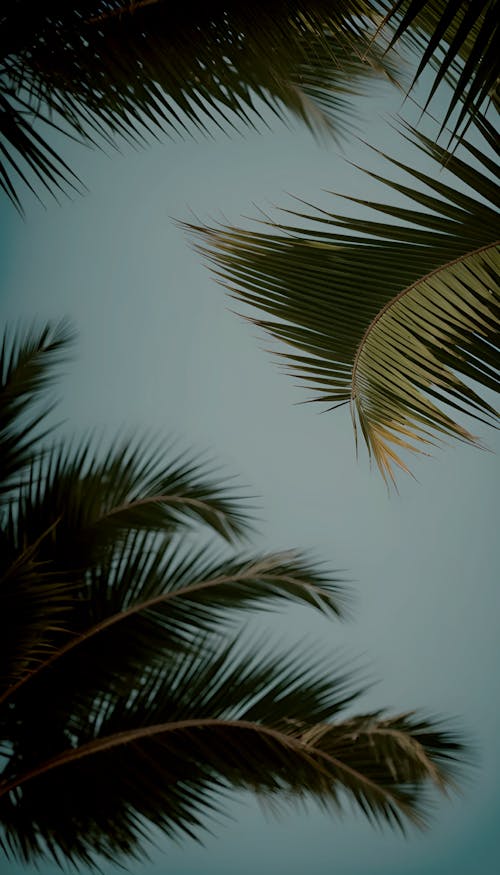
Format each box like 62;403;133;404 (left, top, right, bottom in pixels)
0;511;76;690
379;0;500;143
0;90;85;213
0;320;75;496
186;120;499;484
1;1;397;211
0;635;465;868
6;425;251;550
0;532;348;709
0;439;255;696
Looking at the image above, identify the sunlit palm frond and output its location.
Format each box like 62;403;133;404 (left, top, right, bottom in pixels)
379;0;499;143
185;120;499;485
0;0;397;211
0;634;464;868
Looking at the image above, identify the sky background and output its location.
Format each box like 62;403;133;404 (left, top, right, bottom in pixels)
0;59;499;875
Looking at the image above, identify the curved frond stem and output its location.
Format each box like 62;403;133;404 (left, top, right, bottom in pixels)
0;716;437;824
100;492;242;530
350;242;499;483
350;241;499;400
0;552;345;708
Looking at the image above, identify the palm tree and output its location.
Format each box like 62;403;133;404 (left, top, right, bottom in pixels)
185;110;499;485
0;321;464;868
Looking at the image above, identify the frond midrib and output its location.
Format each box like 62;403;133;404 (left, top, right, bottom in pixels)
350;240;499;404
0;715;426;822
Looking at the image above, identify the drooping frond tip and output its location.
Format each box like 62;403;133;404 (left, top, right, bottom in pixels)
351;244;499;485
379;0;500;145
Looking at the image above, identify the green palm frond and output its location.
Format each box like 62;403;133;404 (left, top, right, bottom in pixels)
0;635;464;868
380;0;500;143
186;120;499;485
1;0;397;211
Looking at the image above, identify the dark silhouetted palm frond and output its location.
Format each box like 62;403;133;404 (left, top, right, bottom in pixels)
0;319;76;493
0;0;397;211
186;119;499;484
380;0;500;143
0;634;464;868
0;321;466;868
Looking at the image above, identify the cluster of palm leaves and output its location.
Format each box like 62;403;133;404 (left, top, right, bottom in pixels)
1;0;499;870
2;1;498;210
0;322;464;866
2;1;497;480
0;0;396;211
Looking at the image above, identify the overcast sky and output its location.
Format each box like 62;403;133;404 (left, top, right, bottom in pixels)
1;66;499;875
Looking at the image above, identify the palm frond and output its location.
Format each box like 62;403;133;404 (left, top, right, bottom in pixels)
0;438;254;699
0;532;348;711
379;0;499;143
0;1;398;210
0;320;75;497
0;319;469;867
0;91;85;213
185;120;500;484
10;431;251;568
0;634;465;868
0;511;76;690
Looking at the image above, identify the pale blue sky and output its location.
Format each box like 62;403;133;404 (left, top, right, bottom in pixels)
0;70;499;875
